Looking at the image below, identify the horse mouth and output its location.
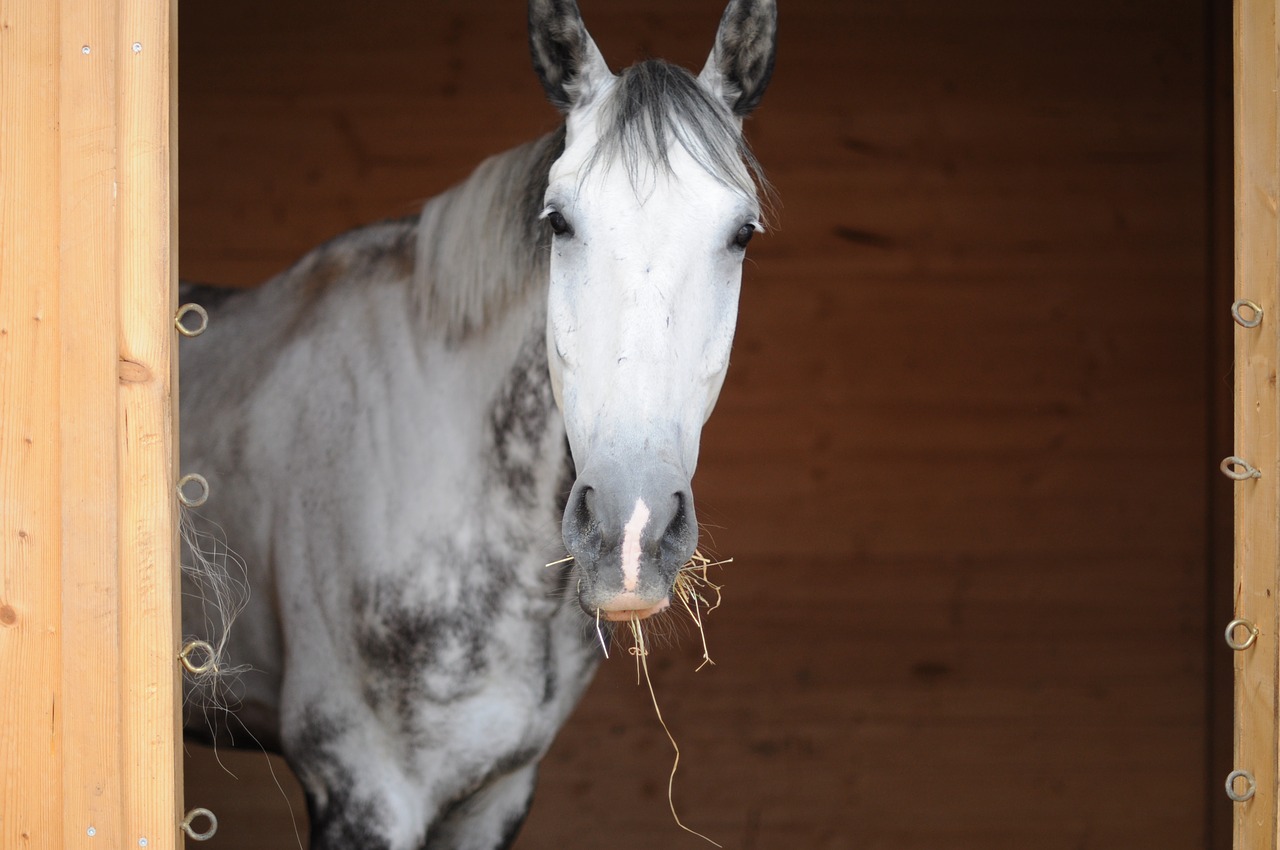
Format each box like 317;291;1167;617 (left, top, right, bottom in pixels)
599;597;670;622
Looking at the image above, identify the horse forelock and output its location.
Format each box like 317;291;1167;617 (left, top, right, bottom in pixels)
585;59;770;215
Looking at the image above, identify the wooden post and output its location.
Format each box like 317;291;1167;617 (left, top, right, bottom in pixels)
1234;0;1280;847
0;1;181;848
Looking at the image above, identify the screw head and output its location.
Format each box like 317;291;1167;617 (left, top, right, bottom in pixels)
132;42;142;53
81;45;90;55
139;838;149;847
86;827;96;837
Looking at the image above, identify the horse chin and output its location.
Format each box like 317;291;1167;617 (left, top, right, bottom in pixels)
598;597;670;622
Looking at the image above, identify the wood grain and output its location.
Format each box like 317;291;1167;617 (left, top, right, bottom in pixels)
0;0;66;846
0;1;180;847
1233;0;1280;846
58;1;127;844
117;0;182;846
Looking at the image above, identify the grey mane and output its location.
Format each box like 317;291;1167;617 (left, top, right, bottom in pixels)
415;58;767;340
413;126;566;340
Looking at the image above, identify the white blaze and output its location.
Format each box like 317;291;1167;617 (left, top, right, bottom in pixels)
620;498;651;593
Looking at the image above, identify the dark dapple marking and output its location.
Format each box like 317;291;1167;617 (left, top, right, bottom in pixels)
308;780;392;850
288;704;344;759
353;549;508;713
428;746;542;847
488;331;557;507
292;707;395;850
545;445;580;611
537;620;563;705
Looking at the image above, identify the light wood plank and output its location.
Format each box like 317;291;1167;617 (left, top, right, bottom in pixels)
116;0;181;847
2;2;180;847
58;0;125;845
1234;0;1280;846
0;1;65;847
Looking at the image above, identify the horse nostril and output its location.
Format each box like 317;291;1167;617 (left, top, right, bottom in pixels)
565;484;603;557
661;490;695;558
574;485;594;530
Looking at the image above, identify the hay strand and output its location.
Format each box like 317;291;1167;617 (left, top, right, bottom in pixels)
616;549;730;847
553;545;730;843
672;551;730;672
628;615;722;848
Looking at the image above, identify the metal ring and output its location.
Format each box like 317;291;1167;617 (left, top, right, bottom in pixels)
177;473;209;508
181;808;218;841
1221;457;1262;480
1227;769;1257;802
175;303;209;338
178;640;217;675
1233;299;1264;329
1226;618;1260;651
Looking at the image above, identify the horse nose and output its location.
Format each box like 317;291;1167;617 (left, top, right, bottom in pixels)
562;472;697;618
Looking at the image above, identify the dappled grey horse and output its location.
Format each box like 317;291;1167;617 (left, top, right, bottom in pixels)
180;0;776;846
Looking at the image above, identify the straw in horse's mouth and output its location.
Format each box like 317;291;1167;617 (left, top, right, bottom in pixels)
670;550;728;671
623;550;730;848
545;548;730;845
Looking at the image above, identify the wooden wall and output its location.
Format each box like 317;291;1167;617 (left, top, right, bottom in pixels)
179;0;1225;847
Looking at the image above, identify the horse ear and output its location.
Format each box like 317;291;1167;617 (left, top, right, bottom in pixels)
528;0;612;112
699;0;778;117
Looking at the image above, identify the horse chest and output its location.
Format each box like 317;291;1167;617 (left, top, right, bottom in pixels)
345;572;598;777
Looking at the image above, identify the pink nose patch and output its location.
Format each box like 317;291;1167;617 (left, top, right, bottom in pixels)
620;498;651;593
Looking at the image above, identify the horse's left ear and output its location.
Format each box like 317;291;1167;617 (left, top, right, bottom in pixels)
699;0;778;117
529;0;612;112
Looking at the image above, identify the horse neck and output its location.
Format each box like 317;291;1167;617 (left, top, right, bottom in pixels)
404;128;570;529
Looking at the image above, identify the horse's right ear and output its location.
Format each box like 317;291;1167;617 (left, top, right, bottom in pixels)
528;0;611;112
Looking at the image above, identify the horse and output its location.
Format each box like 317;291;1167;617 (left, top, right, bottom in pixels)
179;1;777;847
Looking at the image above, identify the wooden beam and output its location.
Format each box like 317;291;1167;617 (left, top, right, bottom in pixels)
1234;0;1280;847
116;0;182;845
0;0;67;845
0;0;180;847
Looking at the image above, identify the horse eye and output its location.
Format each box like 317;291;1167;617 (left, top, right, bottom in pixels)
732;223;756;250
546;210;573;237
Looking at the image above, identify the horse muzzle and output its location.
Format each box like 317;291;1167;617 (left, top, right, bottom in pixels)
562;461;697;621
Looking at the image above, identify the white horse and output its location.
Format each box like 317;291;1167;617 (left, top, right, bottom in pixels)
180;1;776;846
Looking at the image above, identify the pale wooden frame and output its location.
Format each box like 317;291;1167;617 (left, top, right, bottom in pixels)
0;0;181;847
1235;0;1280;847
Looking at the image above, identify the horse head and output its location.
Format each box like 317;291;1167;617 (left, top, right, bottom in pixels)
529;0;777;621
